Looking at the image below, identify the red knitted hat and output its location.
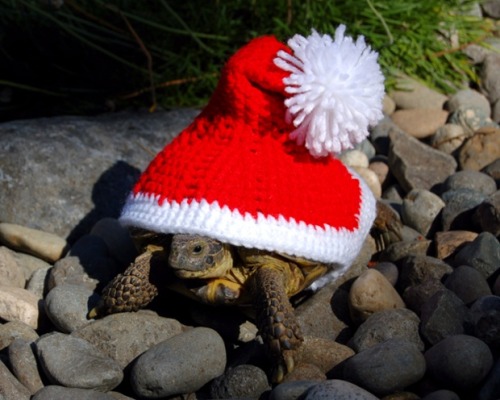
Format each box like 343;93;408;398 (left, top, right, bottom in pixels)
120;26;385;270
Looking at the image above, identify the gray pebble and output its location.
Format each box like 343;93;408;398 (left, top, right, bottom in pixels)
8;339;44;395
420;289;468;345
73;311;183;369
270;380;318;400
350;308;424;352
475;190;500;236
32;385;116;400
44;284;99;333
444;265;491;305
303;379;379;400
0;360;31;400
401;189;445;237
36;332;123;391
9;250;52;282
448;105;497;135
342;338;426;395
440;189;486;231
210;364;270;399
452;232;500;279
430;124;467;154
26;265;51;298
398;255;453;292
130;327;226;398
425;334;493;391
373;262;399;286
482;54;500;105
442;170;497;196
0;246;26;288
380;239;431;263
446;89;491;116
403;279;446;316
482;158;500;185
421;390;460;400
90;218;137;267
0;320;39;351
469;295;500;351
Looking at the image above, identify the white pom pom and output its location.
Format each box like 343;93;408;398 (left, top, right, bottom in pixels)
274;26;385;157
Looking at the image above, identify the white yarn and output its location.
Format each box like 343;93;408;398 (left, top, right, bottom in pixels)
274;26;385;157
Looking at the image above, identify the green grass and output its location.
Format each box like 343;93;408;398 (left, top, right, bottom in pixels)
0;0;496;120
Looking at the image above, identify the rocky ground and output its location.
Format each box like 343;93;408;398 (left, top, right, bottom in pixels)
1;8;500;400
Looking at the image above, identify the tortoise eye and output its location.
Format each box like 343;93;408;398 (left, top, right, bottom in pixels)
192;244;203;254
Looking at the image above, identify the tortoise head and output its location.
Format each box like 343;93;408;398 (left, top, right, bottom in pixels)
168;234;233;279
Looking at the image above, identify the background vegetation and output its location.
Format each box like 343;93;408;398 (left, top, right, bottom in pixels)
0;0;496;121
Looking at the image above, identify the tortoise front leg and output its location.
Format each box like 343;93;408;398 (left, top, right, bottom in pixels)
251;265;303;383
88;251;160;318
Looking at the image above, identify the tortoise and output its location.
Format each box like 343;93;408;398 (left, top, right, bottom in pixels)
89;201;402;382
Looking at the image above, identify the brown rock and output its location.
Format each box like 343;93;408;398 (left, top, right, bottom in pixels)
369;160;390;186
458;127;500;171
0;286;40;329
389;76;448;110
299;337;355;373
0;247;26;288
391;109;449;139
282;363;326;383
434;230;479;259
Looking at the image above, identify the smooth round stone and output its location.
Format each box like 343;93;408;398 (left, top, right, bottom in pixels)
421;390;460;400
420;289;468;345
348;269;405;323
382;392;420;400
0;222;68;263
493;98;500;122
442;170;497;196
459;127;500;171
270;380;318;400
0;320;39;351
383;94;396;115
44;284;100;333
350;308;424;352
482;158;500;185
477;358;500;400
448;106;497;136
342;339;426;396
26;265;52;298
430;124;467;154
73;311;183;369
401;189;445;236
355;139;376;160
282;363;325;382
453;232;500;279
381;238;432;263
434;230;478;260
353;167;382;198
32;385;116;400
402;279;446;316
391;108;448;139
0;247;26;288
389;77;447;110
469;295;500;350
0;360;31;400
9;250;51;282
303;379;379;400
8;339;44;395
210;364;270;399
425;334;493;391
440;189;486;231
481;53;500;104
369;160;390;186
339;149;369;168
444;265;491;305
446;89;491;116
130;327;226;398
0;285;40;329
299;337;355;373
398;255;453;291
36;332;123;392
90;218;137;267
373;262;398;286
476;190;500;236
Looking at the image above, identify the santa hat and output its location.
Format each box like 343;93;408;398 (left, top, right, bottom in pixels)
120;26;385;270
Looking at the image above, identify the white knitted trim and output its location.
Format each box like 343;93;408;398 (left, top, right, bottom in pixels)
120;172;375;272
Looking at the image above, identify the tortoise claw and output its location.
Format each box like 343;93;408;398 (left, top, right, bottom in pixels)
372;201;403;251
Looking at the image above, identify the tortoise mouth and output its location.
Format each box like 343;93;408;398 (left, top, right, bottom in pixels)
173;267;223;279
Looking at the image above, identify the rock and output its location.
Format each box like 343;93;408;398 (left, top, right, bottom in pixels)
494;99;500;122
8;339;44;394
442;170;497;196
339;149;369;168
444;265;491;305
389;76;448;110
35;332;123;391
73;311;183;369
90;218;137;267
0;285;40;329
0;110;198;242
32;385;117;400
440;189;486;231
353;166;382;198
0;359;31;400
369;159;390;186
448;106;498;136
401;189;445;236
130;327;226;398
458;127;500;171
452;232;500;279
403;279;446;316
270;380;318;400
44;284;100;333
355;139;377;160
0;223;68;263
282;363;326;382
299;337;355;373
303;379;379;400
0;320;39;351
26;265;52;298
382;393;420;400
371;116;398;156
481;53;500;104
350;308;424;352
420;289;468;345
383;94;396;115
391;109;448;139
380;238;431;263
482;0;500;18
469;295;500;351
373;262;399;286
446;89;491;116
421;390;460;400
348;269;405;323
10;250;52;282
463;44;490;64
398;255;453;291
495;275;500;296
476;190;500;236
430;124;467;154
477;358;500;400
210;364;270;399
342;339;426;396
482;158;500;185
434;230;478;260
425;334;493;391
388;128;457;193
0;246;26;288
